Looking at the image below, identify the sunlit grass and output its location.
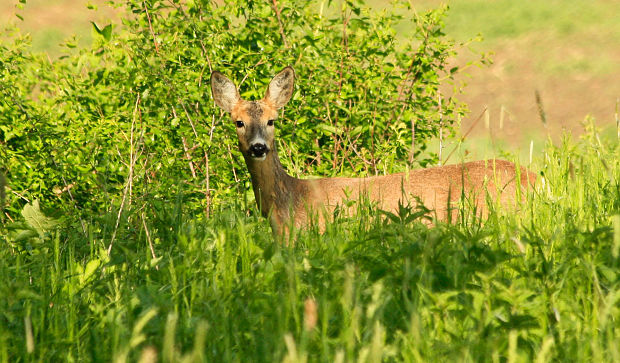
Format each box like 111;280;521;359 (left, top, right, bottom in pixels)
1;126;618;361
0;0;118;54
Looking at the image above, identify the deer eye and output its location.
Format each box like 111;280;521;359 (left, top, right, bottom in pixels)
267;119;275;126
235;121;245;128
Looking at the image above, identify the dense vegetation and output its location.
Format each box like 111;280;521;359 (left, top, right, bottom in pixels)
1;0;467;221
1;129;619;362
1;0;619;362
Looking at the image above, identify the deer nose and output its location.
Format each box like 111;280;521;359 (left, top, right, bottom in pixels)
249;143;268;157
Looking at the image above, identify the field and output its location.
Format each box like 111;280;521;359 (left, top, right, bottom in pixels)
1;0;620;362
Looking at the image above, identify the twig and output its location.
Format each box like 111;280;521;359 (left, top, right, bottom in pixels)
270;0;289;48
341;7;350;53
200;41;213;74
444;106;487;164
143;1;160;54
336;8;350;96
226;143;240;183
394;18;430;124
141;212;159;270
52;160;88;238
107;94;141;256
180;101;199;138
182;137;197;178
238;59;266;88
180;101;215;216
313;139;322;167
370;103;379;175
9;188;30;203
204;115;216;217
438;91;443;166
408;116;416;165
324;101;341;171
345;131;373;171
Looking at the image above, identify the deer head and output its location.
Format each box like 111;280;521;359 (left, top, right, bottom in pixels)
210;67;295;161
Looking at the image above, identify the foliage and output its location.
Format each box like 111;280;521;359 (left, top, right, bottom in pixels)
5;1;619;362
0;127;619;361
0;0;467;225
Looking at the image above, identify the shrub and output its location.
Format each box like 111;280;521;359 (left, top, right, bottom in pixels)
0;0;468;225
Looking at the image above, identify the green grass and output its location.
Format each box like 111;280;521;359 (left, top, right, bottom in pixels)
406;0;620;45
1;126;619;362
1;0;116;54
2;1;618;360
430;120;620;166
436;0;620;79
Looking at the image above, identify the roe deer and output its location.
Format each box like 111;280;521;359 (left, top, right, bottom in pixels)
210;67;535;236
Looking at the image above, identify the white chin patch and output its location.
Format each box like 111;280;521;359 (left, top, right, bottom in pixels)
252;155;267;161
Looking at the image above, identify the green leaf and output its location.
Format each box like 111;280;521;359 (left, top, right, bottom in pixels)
101;24;113;41
91;21;102;35
21;200;59;237
11;228;39;243
91;22;113;41
83;259;101;283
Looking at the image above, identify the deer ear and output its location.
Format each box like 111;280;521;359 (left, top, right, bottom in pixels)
264;66;295;109
211;71;240;112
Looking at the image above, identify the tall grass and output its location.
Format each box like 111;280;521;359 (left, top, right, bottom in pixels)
1;127;619;362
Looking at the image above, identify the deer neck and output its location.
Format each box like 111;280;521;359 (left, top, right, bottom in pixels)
243;147;300;222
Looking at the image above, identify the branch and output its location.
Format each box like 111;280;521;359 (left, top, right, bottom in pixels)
270;0;289;48
143;1;160;54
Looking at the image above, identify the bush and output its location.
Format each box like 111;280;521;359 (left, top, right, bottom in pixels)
1;0;468;227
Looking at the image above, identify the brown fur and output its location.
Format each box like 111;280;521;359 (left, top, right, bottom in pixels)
211;67;536;237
